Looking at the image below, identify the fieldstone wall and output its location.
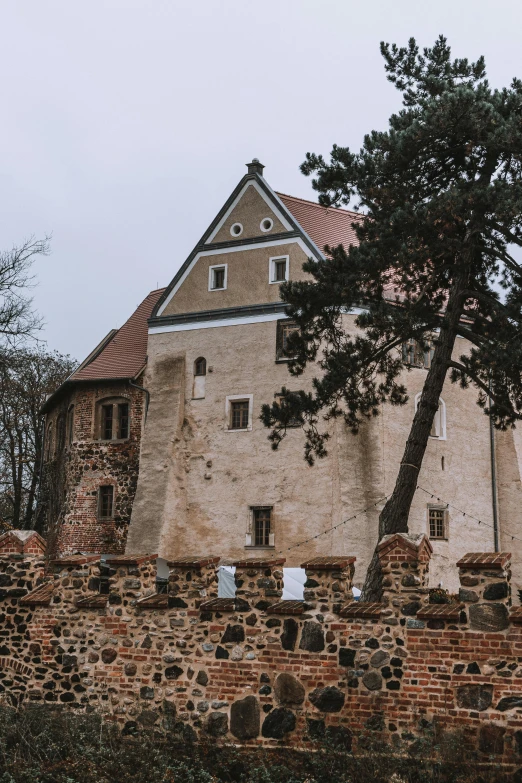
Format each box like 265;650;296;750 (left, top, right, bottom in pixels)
40;382;145;556
0;531;521;771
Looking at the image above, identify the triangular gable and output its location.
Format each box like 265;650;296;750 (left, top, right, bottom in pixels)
153;161;324;319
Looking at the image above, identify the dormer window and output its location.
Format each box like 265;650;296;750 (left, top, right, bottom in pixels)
97;398;130;441
209;264;227;291
269;256;289;284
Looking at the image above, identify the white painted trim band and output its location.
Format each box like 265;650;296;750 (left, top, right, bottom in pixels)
149;312;287;335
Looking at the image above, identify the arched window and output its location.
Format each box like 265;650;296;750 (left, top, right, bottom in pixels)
194;357;206;376
45;422;54;461
96;397;130;441
415;394;446;440
56;414;66;451
67;405;75;445
192;357;207;400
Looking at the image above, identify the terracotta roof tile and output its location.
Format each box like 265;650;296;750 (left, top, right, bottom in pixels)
417;603;464;620
20;582;54;605
71;288;165;382
277;193;362;253
339;601;385;619
456;553;511;570
267;600;304;615
199;598;235;612
300;556;356;570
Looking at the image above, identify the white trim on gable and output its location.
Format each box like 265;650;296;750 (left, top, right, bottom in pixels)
156;237;314;316
206;180;293;244
149;312;287;335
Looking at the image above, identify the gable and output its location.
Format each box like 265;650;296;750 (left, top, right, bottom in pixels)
209;182;289;243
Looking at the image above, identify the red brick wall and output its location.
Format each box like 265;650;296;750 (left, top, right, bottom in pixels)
0;543;520;772
40;382;144;555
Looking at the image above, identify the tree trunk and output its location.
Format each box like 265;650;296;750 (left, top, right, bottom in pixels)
361;271;468;600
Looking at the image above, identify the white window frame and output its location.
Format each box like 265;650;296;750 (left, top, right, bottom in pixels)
208;264;228;292
427;504;449;541
260;217;274;233
245;505;275;548
414;393;446;440
269;255;289;284
230;222;243;237
225;394;253;432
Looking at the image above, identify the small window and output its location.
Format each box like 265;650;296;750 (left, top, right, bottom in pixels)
274;392;301;428
260;217;273;233
428;506;447;540
57;414;66;450
209;264;227;291
403;338;434;369
45;422;54;460
98;485;114;520
230;222;243;237
194;357;207;376
101;404;113;440
97;398;131;441
67;405;75;445
414;394;446;440
253;507;272;547
118;403;129;439
276;320;298;361
270;256;288;284
230;400;250;430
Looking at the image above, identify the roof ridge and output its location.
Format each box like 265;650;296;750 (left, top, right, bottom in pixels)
276;192;363;218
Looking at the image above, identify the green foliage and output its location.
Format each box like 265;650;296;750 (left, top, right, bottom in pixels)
0;706;511;783
262;36;522;464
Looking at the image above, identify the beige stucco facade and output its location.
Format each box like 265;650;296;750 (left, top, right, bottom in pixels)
126;163;522;597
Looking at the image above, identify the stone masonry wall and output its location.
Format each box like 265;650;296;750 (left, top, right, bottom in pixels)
0;532;522;771
40;382;144;556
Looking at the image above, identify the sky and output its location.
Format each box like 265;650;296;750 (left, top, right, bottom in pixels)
0;0;521;362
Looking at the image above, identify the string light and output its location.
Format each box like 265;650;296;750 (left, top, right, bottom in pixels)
277;495;388;555
416;485;522;545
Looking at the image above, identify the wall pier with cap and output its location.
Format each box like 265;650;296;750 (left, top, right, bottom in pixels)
0;530;519;768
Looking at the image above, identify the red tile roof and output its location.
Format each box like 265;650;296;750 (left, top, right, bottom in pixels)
277;193;362;252
71;288;165;381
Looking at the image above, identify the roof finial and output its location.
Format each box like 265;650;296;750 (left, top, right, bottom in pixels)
246;158;265;176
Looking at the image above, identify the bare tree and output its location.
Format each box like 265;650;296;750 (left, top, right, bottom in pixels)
0;236;49;346
0;348;75;529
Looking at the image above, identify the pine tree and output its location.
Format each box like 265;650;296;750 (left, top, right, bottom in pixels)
261;37;522;599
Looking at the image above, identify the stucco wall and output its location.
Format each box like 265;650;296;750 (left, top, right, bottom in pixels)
211;182;287;243
161;241;310;315
126;316;510;594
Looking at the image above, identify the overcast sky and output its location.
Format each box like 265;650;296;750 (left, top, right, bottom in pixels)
1;0;521;361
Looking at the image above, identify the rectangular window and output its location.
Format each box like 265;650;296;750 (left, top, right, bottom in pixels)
99;485;114;519
274;393;301;428
101;405;113;440
118;403;129;439
253;507;272;547
230;400;249;430
270;256;289;284
402;338;434;369
209;264;227;291
276;320;298;361
428;507;447;539
67;406;74;445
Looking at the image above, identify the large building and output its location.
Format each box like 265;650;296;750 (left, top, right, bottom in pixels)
41;160;522;595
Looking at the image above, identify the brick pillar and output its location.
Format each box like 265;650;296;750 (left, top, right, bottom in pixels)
300;556;355;616
377;533;432;624
231;557;286;611
457;552;511;632
52;554;102;608
0;531;47;600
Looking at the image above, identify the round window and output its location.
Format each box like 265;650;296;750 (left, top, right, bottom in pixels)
260;218;273;233
230;223;243;237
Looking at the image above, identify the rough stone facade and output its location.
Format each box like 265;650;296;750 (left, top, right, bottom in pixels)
40;382;144;556
1;530;522;772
